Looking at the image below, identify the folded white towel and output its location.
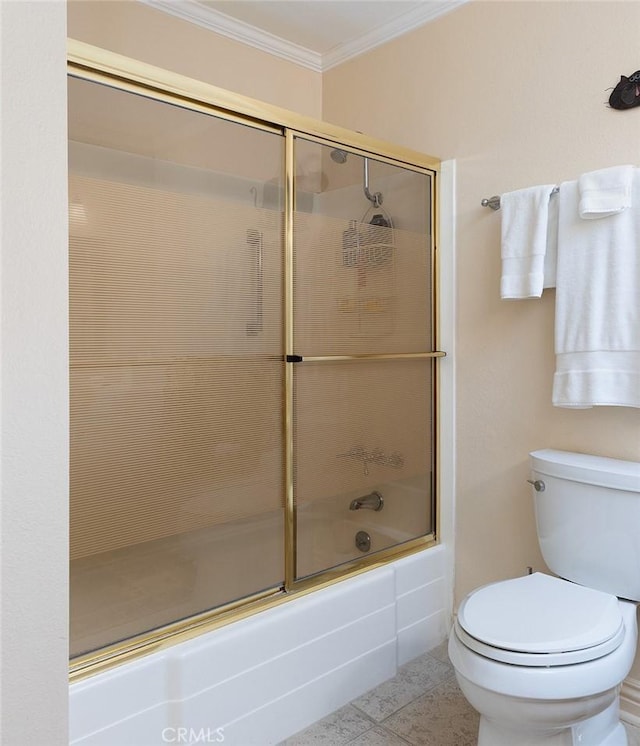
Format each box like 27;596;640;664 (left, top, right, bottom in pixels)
553;171;640;408
578;164;634;219
500;184;558;299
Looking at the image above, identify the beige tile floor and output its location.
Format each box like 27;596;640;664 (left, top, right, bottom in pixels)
283;640;640;746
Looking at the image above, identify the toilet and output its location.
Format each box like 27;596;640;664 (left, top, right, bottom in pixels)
448;449;640;746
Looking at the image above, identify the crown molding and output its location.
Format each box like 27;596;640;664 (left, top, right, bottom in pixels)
322;0;469;71
140;0;467;74
141;0;323;72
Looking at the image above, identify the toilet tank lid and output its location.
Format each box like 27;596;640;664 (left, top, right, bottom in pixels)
457;573;623;654
530;449;640;492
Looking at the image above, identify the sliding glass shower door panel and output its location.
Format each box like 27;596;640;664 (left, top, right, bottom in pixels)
69;78;285;657
291;137;435;581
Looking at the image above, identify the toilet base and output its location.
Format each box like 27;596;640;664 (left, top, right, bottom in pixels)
474;694;627;746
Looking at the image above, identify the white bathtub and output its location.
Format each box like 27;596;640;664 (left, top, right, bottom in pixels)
70;543;450;746
71;475;432;657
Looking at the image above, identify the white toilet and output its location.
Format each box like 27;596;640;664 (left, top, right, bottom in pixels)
449;449;640;746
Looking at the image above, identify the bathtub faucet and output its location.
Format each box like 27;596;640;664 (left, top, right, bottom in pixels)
349;491;384;511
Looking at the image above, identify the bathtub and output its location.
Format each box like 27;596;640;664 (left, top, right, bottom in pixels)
69;541;450;745
71;475;432;657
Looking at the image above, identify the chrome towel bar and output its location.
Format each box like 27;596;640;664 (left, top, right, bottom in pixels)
481;185;560;210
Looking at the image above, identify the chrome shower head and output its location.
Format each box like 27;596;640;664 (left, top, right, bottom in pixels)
330;148;348;164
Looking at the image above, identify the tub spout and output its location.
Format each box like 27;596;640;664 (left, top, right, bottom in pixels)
349;491;384;511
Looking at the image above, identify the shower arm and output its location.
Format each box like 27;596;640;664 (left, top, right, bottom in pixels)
363;157;383;208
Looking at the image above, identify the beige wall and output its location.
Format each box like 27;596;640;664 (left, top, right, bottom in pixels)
67;0;322;117
323;0;640;605
1;2;69;744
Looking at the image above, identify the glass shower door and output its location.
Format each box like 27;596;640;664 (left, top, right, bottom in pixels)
291;137;437;580
68;77;285;657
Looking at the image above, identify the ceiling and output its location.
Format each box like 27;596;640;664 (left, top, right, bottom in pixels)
141;0;467;72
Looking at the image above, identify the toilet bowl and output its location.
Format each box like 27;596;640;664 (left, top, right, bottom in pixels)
449;574;637;745
449;450;640;746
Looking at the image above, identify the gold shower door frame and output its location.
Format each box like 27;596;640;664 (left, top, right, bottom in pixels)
67;40;444;681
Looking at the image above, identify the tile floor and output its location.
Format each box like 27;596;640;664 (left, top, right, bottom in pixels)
282;640;640;746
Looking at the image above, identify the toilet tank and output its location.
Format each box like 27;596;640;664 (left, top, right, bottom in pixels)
530;449;640;601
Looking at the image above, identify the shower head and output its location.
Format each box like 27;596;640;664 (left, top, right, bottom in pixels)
330;148;348;164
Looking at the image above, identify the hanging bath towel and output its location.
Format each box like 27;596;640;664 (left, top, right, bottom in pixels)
500;184;558;299
553;170;640;408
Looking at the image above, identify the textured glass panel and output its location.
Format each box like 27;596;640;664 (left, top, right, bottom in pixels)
294;360;434;579
293;138;432;356
69;78;284;657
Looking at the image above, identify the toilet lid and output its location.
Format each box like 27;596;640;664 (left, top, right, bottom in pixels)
458;573;623;656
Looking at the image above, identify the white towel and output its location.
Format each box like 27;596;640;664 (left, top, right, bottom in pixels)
500;184;558;299
543;192;559;289
578;164;634;219
553;171;640;408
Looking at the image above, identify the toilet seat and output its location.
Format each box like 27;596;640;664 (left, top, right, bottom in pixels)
456;572;625;666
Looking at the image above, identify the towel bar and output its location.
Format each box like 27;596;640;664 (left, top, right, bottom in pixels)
481;186;560;210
